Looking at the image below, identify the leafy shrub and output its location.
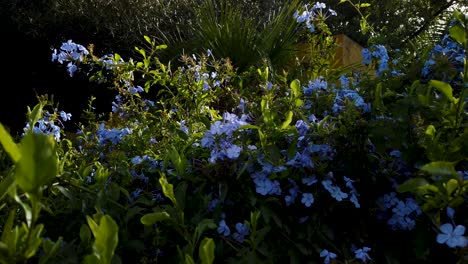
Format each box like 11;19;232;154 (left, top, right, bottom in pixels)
2;2;468;264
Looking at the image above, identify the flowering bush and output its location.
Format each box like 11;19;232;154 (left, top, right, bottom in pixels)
2;2;468;264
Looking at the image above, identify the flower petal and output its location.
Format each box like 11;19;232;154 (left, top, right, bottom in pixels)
440;223;454;234
453;225;466;236
437;234;449;244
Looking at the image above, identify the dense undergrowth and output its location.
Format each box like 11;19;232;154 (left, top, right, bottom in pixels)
1;1;468;264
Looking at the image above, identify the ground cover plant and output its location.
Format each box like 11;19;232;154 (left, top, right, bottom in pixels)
2;1;468;263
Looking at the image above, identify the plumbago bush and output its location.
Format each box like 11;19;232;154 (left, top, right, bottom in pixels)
3;2;468;263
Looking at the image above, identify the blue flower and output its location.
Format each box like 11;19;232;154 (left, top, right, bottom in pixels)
59;111;72;122
226;144;242;159
131;156;144;165
232;222;249;243
362;48;372;64
67;62;78;77
339;74;349;89
436;223;468;248
217;220;230;236
322;179;348;201
130;188;142;201
295;120;310;137
302;176;317;186
253;177;281;196
354;247;371;263
301;193;314;207
128;86;144;94
320;249;337;264
447;207;455;220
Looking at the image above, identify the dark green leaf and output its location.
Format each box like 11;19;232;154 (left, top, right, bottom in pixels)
420;161;458;177
397;178;429;193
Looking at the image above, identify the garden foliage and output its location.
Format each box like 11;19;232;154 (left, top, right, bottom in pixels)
2;1;468;264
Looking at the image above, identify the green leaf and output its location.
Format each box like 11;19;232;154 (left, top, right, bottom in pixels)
24;224;44;259
86;215;119;264
199;237;215;264
429;80;456;103
0;124;21;163
144;35;152;45
195;219;216;242
446;179;459;196
290;79;301;98
449;24;466;45
397;178;429;193
28;103;44;131
39;237;63;264
80;225;91;243
15;133;58;194
425;125;436;137
374;83;385;110
0;175;16;202
159;173;177;206
280;111;293;129
140;212;171;226
175;182;188;211
359;3;371;8
168;147;187;175
1;210;15;242
185;254;196;264
420;161;458;177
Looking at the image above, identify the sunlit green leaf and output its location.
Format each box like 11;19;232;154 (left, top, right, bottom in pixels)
449;24;466;45
0;124;20;163
159;173;177;206
86;215;119;264
429;80;456;103
280;111;293;129
140;212;171;226
199;237;215;264
15;133;58;194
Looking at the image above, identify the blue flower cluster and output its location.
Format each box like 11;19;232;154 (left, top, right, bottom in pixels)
421;34;465;80
183;56;222;91
378;192;422;230
201;112;249;163
131;154;159;169
52;40;89;77
293;2;337;32
332;89;370;113
302;77;370;114
322;178;348;201
217;220;250;243
23;110;71;142
98;54;125;70
232;222;249;243
250;157;285;196
97;123;133;145
344;176;360;208
362;44;389;76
